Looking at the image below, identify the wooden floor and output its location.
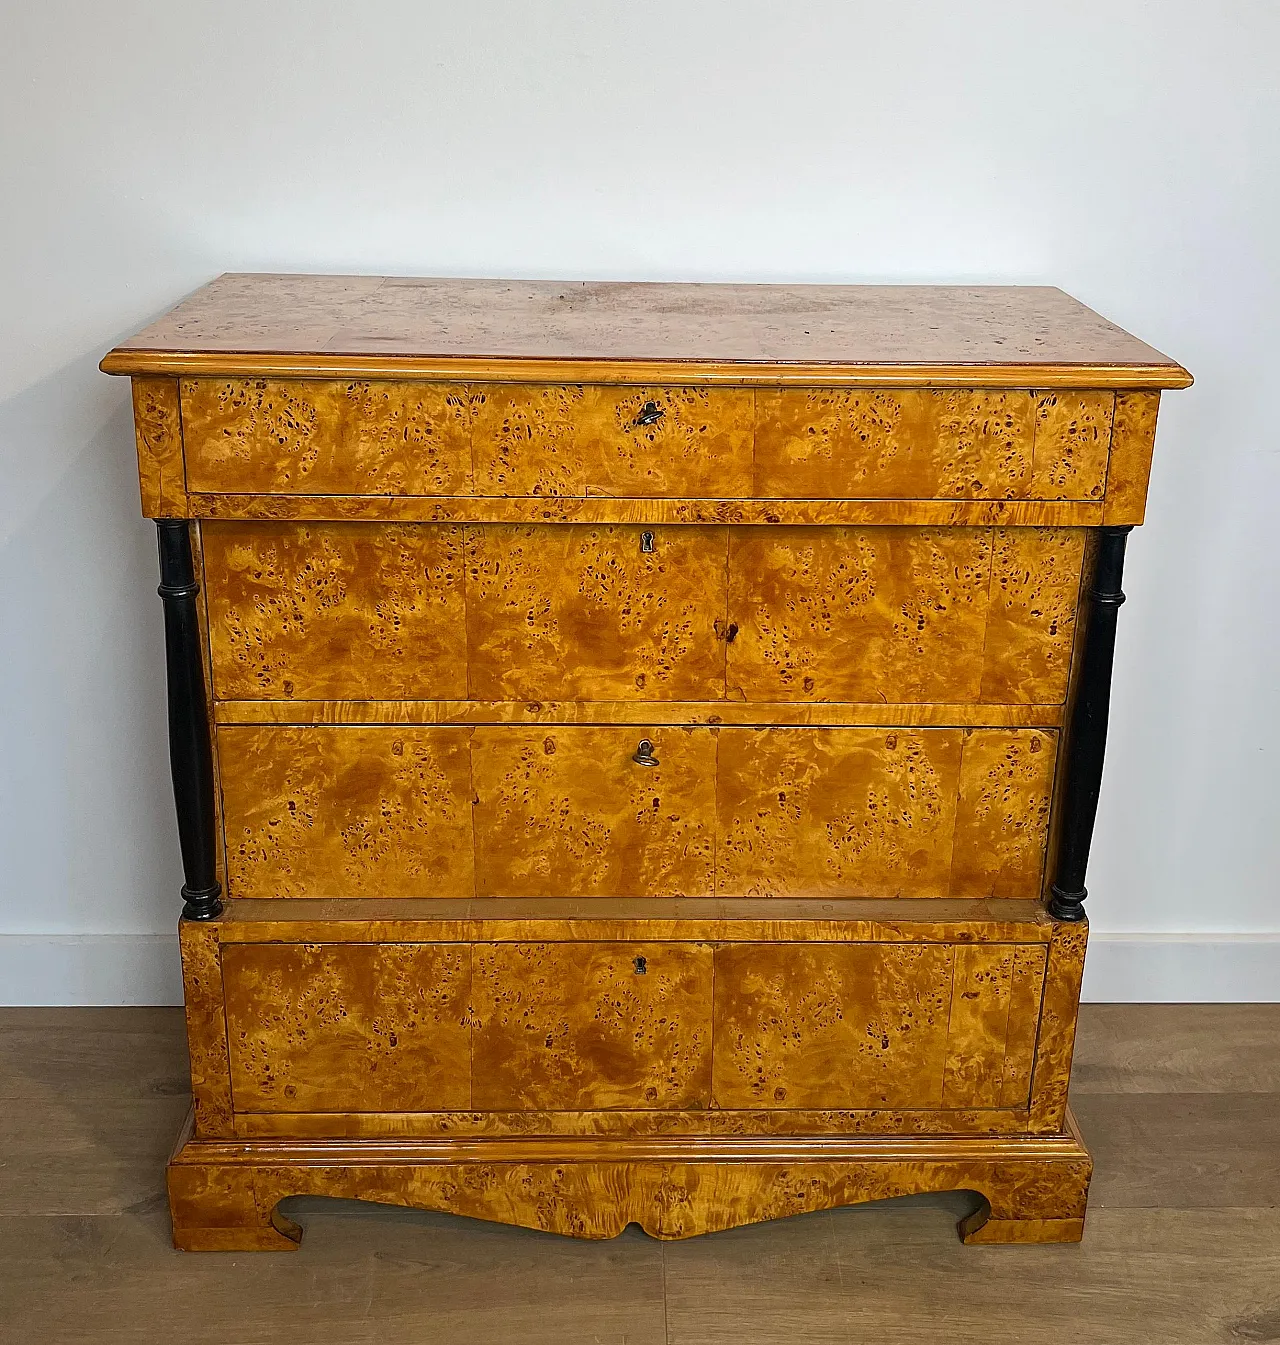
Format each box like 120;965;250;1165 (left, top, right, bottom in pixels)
2;1005;1278;1343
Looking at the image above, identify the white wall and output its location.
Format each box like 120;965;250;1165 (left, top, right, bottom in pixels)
2;0;1277;1003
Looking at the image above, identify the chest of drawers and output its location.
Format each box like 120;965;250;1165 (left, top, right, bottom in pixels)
103;276;1189;1250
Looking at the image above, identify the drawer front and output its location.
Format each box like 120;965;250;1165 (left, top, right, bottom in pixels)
466;524;728;700
471;727;718;897
217;936;1042;1119
180;380;1111;503
726;526;1085;704
204;521;1081;706
222;942;472;1112
754;389;1112;501
712;941;1047;1110
472;942;714;1110
218;726;476;899
715;727;1057;899
183;379;754;498
217;724;1051;900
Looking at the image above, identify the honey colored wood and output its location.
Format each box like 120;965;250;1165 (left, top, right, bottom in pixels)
1103;390;1163;524
465;524;728;701
213;697;1066;729
191;492;1108;527
941;944;1049;1109
217;725;476;899
206;894;1061;944
202;521;468;700
109;277;1191;1252
715;727;1056;899
471;384;755;496
471;942;714;1110
214;724;1056;900
165;1113;1092;1249
726;527;1084;704
470;726;718;897
222;942;472;1113
177;920;233;1137
1028;920;1090;1134
131;377;187;517
182;378;472;495
101;275;1191;388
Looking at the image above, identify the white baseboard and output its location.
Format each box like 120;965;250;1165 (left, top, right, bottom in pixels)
1;931;1278;1006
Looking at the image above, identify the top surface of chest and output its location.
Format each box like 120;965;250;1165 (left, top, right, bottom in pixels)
104;274;1188;386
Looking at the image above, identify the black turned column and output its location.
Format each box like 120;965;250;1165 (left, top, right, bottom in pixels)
1047;525;1134;922
156;520;223;921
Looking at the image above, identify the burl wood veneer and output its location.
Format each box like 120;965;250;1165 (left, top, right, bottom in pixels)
104;276;1189;1251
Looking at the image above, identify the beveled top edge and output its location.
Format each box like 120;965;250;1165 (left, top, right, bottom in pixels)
100;274;1193;388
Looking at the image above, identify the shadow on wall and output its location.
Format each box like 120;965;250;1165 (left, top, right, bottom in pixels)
0;351;179;939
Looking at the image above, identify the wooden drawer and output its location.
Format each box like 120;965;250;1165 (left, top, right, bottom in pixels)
712;942;1047;1109
182;379;755;498
217;724;1054;900
203;521;1083;705
754;389;1112;501
217;934;1044;1119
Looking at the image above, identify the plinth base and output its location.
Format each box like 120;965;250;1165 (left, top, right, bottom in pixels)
166;1108;1092;1250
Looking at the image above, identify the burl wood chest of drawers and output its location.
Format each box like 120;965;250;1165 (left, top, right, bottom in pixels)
102;276;1190;1250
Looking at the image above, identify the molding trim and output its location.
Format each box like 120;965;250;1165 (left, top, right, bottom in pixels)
1;931;1277;1006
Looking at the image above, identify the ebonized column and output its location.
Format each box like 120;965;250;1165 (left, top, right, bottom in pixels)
1047;525;1133;922
156;520;223;921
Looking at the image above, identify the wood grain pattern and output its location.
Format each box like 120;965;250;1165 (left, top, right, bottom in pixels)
191;492;1107;527
234;1106;1038;1139
203;521;467;700
471;727;717;897
221;942;472;1112
213;894;1058;944
714;727;1056;898
471;385;754;497
726;527;1083;704
1030;391;1113;499
465;524;728;701
131;377;187;516
182;378;472;495
711;943;955;1109
1028;919;1090;1133
941;944;1050;1109
103;274;1190;388
165;1119;1093;1249
177;920;233;1137
754;389;1038;500
951;729;1059;898
214;698;1065;729
471;942;714;1110
217;725;475;899
1104;390;1162;524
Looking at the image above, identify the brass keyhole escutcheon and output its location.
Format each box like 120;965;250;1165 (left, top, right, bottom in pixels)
633;955;647;975
640;530;655;553
632;738;659;767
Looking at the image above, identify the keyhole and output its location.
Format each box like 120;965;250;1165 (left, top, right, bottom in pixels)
633;956;647;975
640;531;655;553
